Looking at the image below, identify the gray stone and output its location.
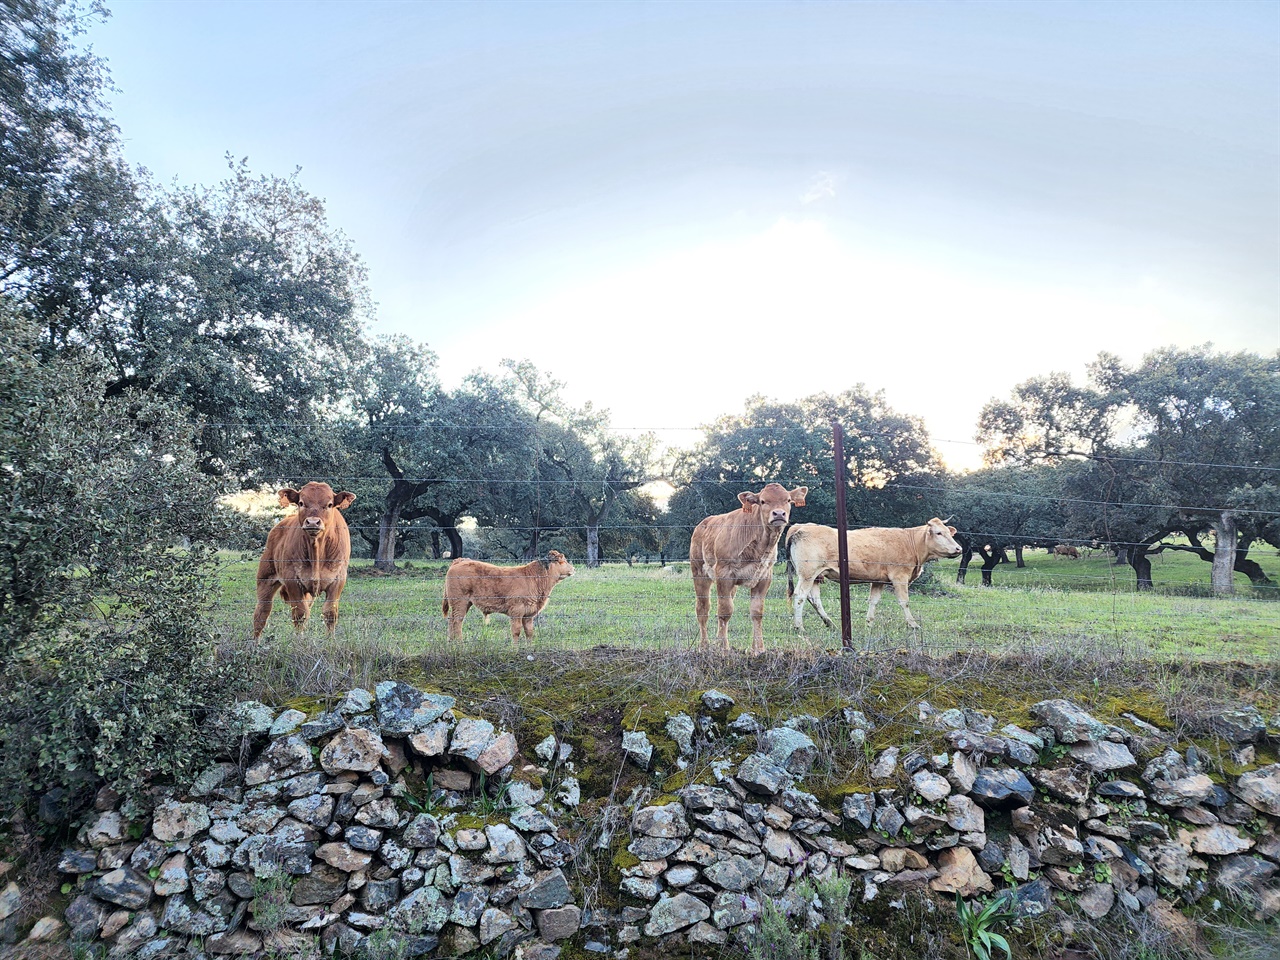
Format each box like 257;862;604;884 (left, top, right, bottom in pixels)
947;751;978;793
402;814;440;848
244;734;314;786
1182;825;1254;856
269;709;306;736
873;804;906;838
912;771;951;802
1029;767;1091;803
336;688;374;715
871;747;900;779
621;730;654;769
479;907;516;945
57;849;97;874
701;689;735;712
286;793;334;828
152;852;190;896
519;869;571;910
160;895;222;936
450;884;490;926
633;803;689;839
484;823;527;863
376;681;456;735
764;727;818;776
945;795;985;833
408;720;452;758
320;727;385;774
1234;764;1280;817
536;904;581;941
299;711;344;740
1183;705;1267;744
231;700;276;734
621;876;662;899
710;889;759;928
630;836;682;860
390;884;450;933
355;797;399;828
666;714;696;756
644;892;710;936
704;854;765;891
1071;740;1137;773
842;793;874;828
970;767;1035;809
1097;780;1145;799
1030;699;1108;743
94;867;153;909
736;753;792;795
152;799;211;842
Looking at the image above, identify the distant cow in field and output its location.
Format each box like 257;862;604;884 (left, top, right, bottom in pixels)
253;482;356;638
689;482;808;654
442;551;575;643
785;518;962;631
1054;544;1080;559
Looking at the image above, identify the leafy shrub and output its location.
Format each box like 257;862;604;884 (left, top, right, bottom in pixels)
0;311;242;815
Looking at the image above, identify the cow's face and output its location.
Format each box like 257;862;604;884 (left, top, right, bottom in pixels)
280;482;356;539
739;483;809;527
925;518;963;558
545;550;575;580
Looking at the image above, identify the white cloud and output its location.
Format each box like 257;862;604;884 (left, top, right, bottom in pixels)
800;171;837;205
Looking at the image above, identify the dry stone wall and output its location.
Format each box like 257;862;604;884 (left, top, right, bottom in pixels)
17;682;1280;957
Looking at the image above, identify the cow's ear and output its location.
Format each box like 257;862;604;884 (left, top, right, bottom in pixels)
278;488;300;507
947;525;957;535
790;486;808;507
334;491;356;510
738;492;759;508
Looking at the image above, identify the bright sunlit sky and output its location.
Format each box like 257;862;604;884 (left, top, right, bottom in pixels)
87;0;1279;471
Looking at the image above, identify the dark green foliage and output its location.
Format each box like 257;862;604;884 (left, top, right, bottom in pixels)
0;310;240;812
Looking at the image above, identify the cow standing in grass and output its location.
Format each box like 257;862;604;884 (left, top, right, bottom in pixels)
690;482;808;654
442;551;576;644
253;482;356;638
1054;544;1080;559
786;518;961;631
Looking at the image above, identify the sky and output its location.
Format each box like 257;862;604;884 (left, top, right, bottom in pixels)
86;0;1279;471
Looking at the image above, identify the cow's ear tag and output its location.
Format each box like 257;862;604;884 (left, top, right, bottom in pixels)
738;492;759;509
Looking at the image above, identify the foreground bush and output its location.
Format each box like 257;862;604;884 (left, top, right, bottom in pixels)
0;311;241;816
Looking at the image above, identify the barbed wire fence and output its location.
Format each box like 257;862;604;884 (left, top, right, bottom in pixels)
210;420;1280;655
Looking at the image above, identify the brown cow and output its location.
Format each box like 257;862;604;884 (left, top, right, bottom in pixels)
1053;544;1080;559
689;483;808;654
442;550;575;643
786;518;961;631
253;482;356;638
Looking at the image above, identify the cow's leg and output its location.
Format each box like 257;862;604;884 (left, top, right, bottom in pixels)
509;615;523;645
892;579;919;628
693;562;713;648
446;600;470;641
791;575;810;631
715;579;737;652
866;583;884;624
524;616;536;642
252;577;281;639
322;580;345;636
748;580;770;655
807;583;835;630
289;592;313;634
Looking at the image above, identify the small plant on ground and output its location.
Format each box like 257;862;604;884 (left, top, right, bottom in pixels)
749;891;820;960
250;871;295;934
473;772;514;817
812;872;854;960
954;893;1015;960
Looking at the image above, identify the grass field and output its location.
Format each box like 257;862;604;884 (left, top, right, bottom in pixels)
215;543;1280;661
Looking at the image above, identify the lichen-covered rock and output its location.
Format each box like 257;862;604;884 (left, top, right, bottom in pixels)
736;753;792;795
632;803;689;839
621;730;654;770
1234;764;1280;817
644;892;710;936
764;727;818;776
376;682;455;735
151;800;211;843
519;869;571;910
320;728;385;774
93;867;153;910
1070;740;1136;773
665;714;696;756
244;735;314;786
1030;699;1108;743
389;884;450;933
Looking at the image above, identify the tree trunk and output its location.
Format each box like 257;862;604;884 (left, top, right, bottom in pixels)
1114;546;1129;566
375;501;403;572
430;531;441;559
586;524;600;567
1211;512;1238;596
1129;546;1153;591
1015;544;1025;568
1234;544;1276;587
979;546;998;586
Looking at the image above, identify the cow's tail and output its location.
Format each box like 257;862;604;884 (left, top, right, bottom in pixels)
441;597;449;617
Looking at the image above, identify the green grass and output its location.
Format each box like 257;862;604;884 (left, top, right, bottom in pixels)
215;544;1280;662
